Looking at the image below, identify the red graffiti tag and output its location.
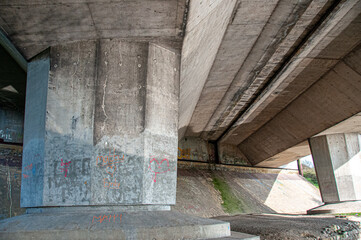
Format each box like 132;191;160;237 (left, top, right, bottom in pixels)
148;157;170;183
96;149;124;189
59;159;71;177
24;163;33;170
92;214;122;224
103;178;120;189
96;149;124;167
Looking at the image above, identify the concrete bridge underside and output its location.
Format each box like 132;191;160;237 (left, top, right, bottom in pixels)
0;0;361;238
0;0;360;167
180;0;361;167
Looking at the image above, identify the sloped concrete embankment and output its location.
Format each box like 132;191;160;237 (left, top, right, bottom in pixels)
173;161;322;218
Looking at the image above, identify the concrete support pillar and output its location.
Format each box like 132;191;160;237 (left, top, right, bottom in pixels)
297;159;303;176
309;133;361;203
0;39;231;239
21;40;179;208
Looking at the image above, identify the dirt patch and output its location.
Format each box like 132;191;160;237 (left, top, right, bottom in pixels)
213;214;361;240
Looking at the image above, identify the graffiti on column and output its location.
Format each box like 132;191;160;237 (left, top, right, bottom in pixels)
59;159;71;177
92;214;122;224
96;149;124;189
178;148;191;159
23;164;35;179
148;157;170;183
0;129;12;141
22;153;39;179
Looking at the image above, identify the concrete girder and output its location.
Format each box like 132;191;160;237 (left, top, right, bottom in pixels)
180;0;337;140
241;42;361;166
220;0;361;146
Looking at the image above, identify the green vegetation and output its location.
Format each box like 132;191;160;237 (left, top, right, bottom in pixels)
302;164;319;188
335;212;361;216
212;175;246;214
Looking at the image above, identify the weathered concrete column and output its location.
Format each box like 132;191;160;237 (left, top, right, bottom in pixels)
309;133;361;203
21;40;179;208
0;39;231;239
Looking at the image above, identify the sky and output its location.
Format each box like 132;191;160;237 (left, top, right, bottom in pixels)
280;155;314;169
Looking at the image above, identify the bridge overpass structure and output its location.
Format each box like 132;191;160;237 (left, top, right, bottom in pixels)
0;0;360;239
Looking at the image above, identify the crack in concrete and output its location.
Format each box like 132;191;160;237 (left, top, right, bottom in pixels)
101;60;108;132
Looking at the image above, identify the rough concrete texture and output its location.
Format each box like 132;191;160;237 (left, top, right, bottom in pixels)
221;0;361;144
178;137;214;162
21;39;180;207
218;144;250;166
260;112;361;167
2;158;322;221
239;39;361;166
316;112;361;137
0;0;186;59
179;0;237;138
182;0;332;139
0;108;23;144
0;144;24;220
228;1;361;165
177;0;361;167
177;137;250;165
173;161;322;218
0;210;231;240
310;133;361;203
259;141;311;168
214;214;361;240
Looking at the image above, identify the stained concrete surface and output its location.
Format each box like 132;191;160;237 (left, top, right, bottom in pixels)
0;108;23;144
22;39;180;207
173;161;322;217
0;0;186;59
178;0;361;168
0;156;322;221
0;144;24;220
0;210;231;240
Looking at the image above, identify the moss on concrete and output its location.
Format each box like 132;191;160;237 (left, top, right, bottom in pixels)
212;174;246;214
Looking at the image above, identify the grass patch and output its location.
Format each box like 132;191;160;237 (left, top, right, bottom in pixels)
303;168;319;188
304;175;319;188
335;212;361;216
212;175;246;214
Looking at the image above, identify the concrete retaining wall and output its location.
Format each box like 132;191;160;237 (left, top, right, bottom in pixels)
0;108;23;144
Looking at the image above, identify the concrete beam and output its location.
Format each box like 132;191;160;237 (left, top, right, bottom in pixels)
202;0;326;141
221;0;361;146
253;112;361;168
179;0;237;139
257;141;310;168
0;29;27;71
239;41;361;166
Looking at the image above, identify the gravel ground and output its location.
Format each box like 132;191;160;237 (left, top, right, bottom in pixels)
213;214;361;240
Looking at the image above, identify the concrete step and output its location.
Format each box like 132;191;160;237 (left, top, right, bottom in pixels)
208;231;260;240
0;209;231;239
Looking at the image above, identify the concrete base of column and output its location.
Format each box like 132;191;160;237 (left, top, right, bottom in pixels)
0;209;232;239
307;200;361;215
